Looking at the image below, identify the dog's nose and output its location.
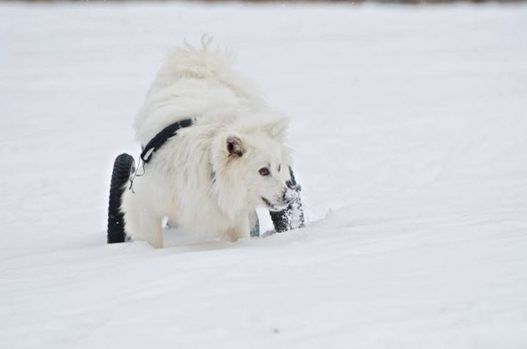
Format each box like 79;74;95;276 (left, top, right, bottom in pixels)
286;180;301;192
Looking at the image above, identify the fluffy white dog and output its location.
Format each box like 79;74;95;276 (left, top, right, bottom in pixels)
121;38;298;247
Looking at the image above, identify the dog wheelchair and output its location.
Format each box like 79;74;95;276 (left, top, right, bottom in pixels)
107;153;305;244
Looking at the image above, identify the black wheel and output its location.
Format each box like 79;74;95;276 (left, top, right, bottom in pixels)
107;153;135;243
270;167;305;233
270;198;305;233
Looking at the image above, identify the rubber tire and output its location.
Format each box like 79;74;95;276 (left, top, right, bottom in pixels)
269;167;305;233
269;198;305;233
107;153;135;243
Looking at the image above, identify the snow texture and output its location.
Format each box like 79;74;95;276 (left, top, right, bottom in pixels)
1;2;527;348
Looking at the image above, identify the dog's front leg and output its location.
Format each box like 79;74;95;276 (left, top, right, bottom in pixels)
138;210;164;248
226;215;251;242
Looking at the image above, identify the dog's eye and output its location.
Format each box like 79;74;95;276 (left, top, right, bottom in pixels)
259;167;270;176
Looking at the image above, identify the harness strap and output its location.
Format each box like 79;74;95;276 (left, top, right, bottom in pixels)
140;118;194;163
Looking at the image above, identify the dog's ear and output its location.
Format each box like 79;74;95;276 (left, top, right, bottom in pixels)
264;116;289;141
226;136;245;157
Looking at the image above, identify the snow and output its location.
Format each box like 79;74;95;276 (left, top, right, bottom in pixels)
1;2;527;348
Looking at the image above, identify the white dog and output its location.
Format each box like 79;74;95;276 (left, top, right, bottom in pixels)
121;38;298;247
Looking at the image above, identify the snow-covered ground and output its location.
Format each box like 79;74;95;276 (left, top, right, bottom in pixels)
1;2;527;348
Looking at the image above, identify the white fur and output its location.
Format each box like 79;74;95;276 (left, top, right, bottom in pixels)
121;38;295;247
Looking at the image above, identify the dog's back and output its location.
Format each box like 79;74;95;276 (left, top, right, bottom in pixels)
134;37;265;145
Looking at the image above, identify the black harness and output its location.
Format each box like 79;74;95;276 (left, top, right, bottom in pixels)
129;118;194;191
140;118;194;164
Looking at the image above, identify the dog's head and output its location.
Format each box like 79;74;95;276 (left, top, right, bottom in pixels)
211;116;297;213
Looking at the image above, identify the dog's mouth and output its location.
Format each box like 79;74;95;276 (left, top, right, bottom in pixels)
261;196;273;208
261;196;289;212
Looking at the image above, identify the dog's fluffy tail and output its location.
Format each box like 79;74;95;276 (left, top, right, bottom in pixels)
156;35;234;83
135;36;266;144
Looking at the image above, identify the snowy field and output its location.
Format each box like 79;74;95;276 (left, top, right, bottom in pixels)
1;2;527;348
